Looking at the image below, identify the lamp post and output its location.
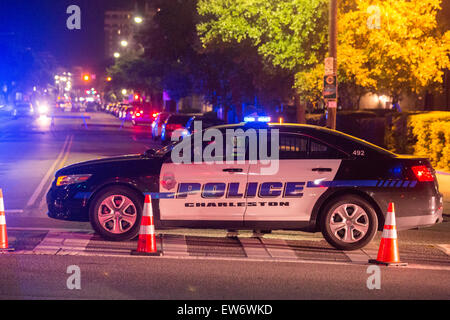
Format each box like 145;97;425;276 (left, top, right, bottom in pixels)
326;0;338;130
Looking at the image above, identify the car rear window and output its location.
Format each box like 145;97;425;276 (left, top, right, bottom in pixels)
167;115;192;124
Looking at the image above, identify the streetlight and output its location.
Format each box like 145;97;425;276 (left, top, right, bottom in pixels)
120;40;128;47
121;89;127;96
113;52;120;58
134;16;143;24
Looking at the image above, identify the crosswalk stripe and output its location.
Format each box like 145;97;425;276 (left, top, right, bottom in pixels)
260;238;298;260
162;236;189;256
239;237;271;259
32;231;93;255
343;250;370;263
435;244;450;256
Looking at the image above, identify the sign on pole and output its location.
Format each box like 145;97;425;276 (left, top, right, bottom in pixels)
323;75;337;100
327;99;337;109
324;57;335;76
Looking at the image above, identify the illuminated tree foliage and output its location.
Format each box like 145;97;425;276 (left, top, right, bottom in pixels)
198;0;450;107
339;0;450;103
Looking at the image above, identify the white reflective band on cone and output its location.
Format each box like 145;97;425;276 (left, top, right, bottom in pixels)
381;228;397;239
0;202;4;212
140;225;155;235
0;215;5;225
384;212;396;226
144;205;153;217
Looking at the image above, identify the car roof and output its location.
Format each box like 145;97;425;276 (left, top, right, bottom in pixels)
209;122;396;157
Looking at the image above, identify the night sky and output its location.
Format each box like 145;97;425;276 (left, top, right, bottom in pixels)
0;0;448;72
0;0;136;70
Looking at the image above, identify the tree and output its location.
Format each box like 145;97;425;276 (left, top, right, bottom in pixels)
338;0;450;105
197;0;329;122
197;0;450;112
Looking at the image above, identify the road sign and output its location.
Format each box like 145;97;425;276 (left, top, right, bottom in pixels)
324;57;335;75
323;75;337;99
327;100;337;109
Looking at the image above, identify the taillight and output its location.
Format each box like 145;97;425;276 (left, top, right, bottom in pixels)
411;165;434;182
166;124;183;131
135;112;141;117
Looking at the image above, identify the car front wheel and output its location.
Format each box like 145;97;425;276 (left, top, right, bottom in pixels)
89;186;143;241
321;195;378;250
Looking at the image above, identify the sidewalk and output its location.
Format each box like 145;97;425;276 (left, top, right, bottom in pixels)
436;171;450;215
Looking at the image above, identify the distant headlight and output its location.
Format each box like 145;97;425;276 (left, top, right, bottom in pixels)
56;174;92;186
38;105;49;114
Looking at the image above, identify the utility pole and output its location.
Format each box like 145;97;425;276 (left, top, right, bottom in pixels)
325;0;338;129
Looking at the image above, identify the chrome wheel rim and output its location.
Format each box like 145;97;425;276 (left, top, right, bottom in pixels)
329;204;369;243
97;195;137;234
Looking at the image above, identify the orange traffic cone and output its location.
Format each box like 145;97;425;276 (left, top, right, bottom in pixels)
369;203;406;266
131;194;160;256
0;189;13;252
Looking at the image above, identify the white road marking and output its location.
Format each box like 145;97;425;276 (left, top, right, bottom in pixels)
58;233;93;255
261;238;298;260
362;248;379;260
435;244;450;256
32;231;64;255
26;135;72;208
8;227;92;233
32;231;93;255
343;250;371;263
5;209;23;214
38;135;74;210
162;236;189;256
239;237;271;259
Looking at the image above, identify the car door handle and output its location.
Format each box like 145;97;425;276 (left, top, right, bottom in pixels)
312;167;332;172
223;168;243;173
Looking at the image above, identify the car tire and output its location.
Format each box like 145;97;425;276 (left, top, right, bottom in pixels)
320;195;378;250
89;186;143;241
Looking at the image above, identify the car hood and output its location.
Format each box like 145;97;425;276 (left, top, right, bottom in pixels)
55;153;161;176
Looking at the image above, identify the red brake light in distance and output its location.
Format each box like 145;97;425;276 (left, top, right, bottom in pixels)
166;124;183;131
411;165;434;182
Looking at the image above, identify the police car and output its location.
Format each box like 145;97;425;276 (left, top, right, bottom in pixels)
47;122;443;250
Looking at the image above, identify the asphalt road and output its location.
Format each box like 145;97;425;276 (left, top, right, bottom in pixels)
0;111;448;300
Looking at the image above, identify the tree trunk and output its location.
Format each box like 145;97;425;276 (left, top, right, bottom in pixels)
295;95;306;124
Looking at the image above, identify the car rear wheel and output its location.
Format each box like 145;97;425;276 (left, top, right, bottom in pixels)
89;186;143;241
320;195;378;250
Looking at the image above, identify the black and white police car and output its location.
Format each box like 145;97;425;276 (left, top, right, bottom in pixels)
47;122;443;250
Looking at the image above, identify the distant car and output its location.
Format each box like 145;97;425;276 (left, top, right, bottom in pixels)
185;115;225;135
131;105;158;126
63;102;72;112
0;104;14;117
86;102;98;112
151;112;172;140
12;102;34;118
119;105;134;121
113;103;127;117
36;102;51;116
160;114;196;144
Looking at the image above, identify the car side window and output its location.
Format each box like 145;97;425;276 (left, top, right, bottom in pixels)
279;134;309;159
277;133;346;159
309;138;345;159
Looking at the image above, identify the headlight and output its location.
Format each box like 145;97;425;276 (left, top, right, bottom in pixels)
56;174;92;186
38;105;49;114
